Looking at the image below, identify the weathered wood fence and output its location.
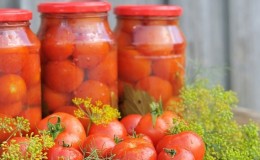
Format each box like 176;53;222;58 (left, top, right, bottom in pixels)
1;0;260;112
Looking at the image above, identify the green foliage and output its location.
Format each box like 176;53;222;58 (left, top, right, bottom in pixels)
0;116;30;140
0;117;55;160
169;80;260;160
120;85;154;117
73;97;121;125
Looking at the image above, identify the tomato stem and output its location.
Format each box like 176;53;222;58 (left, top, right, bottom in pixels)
163;148;177;157
61;140;71;148
47;116;64;140
150;100;163;127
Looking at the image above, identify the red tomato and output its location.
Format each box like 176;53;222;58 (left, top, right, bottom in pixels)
47;144;83;160
36;112;86;150
87;51;117;85
133;25;173;56
43;86;72;112
156;131;205;160
82;134;116;158
21;53;41;87
0;101;23;117
157;147;195;160
42;25;75;61
124;133;153;144
118;49;151;83
135;110;178;146
54;105;91;133
112;137;157;160
0;47;29;74
43;60;84;93
0;74;27;104
73;80;111;105
73;41;109;69
88;119;127;139
135;76;173;103
120;114;142;135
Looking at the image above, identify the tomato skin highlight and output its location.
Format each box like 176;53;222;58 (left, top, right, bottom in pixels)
36;112;86;150
112;137;157;160
120;114;142;135
47;144;84;160
88;119;127;139
135;111;178;146
156;131;205;160
157;147;195;160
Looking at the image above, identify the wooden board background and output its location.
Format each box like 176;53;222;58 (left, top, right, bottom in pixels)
1;0;260;113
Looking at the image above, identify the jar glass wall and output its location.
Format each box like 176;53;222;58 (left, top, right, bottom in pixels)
0;9;41;132
38;2;117;116
114;5;186;116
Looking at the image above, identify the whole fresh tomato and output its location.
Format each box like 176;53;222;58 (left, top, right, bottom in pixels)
36;112;86;150
135;102;179;146
124;133;153;144
47;144;83;160
156;131;205;160
112;137;157;160
88;119;127;139
157;147;195;160
82;134;116;158
120;114;142;135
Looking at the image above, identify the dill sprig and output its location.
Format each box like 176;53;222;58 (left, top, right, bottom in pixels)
169;80;260;160
72;97;120;125
0;116;55;160
0;116;30;140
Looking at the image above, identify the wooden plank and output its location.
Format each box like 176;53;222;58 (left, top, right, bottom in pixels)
229;0;260;111
168;0;229;87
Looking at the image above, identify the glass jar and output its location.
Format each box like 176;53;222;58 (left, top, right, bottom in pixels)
0;9;42;130
114;5;186;115
38;2;117;116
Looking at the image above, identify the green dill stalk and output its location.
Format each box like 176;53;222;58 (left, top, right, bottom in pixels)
72;97;121;134
168;80;260;160
0;117;55;160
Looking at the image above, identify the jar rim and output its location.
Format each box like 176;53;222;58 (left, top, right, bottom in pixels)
114;5;182;17
0;9;32;22
38;2;111;13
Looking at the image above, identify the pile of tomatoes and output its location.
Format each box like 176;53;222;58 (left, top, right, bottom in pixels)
2;107;205;160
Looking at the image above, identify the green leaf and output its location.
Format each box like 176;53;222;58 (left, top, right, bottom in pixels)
120;84;154;117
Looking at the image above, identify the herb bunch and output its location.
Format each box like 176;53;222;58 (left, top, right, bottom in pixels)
169;80;260;160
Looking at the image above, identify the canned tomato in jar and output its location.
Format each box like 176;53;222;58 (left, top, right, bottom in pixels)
38;2;117;115
114;5;186;115
0;9;42;130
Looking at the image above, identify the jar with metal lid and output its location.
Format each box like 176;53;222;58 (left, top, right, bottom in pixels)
114;5;186;115
0;9;41;130
38;2;117;115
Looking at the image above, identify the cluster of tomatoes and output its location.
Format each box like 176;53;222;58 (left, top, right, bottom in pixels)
38;17;118;115
0;28;42;130
2;106;205;160
115;17;186;109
